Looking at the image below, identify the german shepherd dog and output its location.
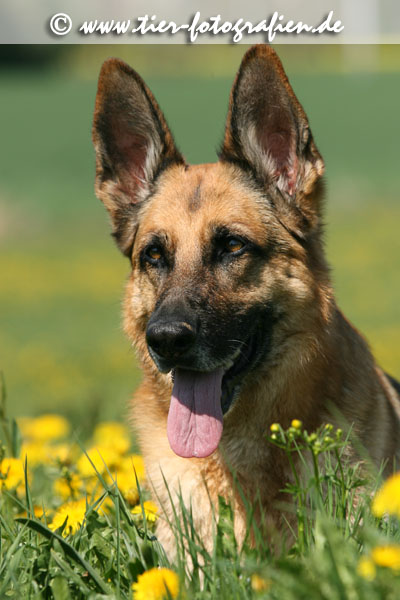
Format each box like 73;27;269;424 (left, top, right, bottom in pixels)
92;45;400;555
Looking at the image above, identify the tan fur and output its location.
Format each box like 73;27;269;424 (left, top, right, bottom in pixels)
92;45;400;558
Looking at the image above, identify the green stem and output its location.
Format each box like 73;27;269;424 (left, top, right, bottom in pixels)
0;373;13;457
311;449;323;503
334;446;347;521
285;445;305;552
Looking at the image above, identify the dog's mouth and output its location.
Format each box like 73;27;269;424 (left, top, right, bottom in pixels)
167;332;261;459
221;331;260;412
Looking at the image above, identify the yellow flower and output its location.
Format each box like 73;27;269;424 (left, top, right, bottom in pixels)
132;501;159;523
54;473;83;500
93;422;131;455
0;457;26;491
132;568;179;600
115;470;139;505
109;437;131;456
49;499;87;536
19;414;70;442
251;573;271;592
357;557;376;580
19;505;48;519
21;442;77;468
94;421;130;441
291;419;302;430
372;472;400;518
20;442;52;467
120;455;146;483
77;445;121;477
371;545;400;570
270;423;280;433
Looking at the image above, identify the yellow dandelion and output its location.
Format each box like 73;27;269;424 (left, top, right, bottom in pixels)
19;505;48;519
132;568;179;600
371;545;400;570
251;573;271;592
270;423;280;433
93;422;131;455
20;442;53;467
94;421;130;441
132;500;159;523
32;505;47;518
21;441;77;469
0;457;26;491
108;436;131;456
120;455;146;483
49;499;87;536
357;557;376;580
77;445;121;477
372;472;400;518
291;419;302;430
115;470;139;505
19;414;70;442
54;473;83;500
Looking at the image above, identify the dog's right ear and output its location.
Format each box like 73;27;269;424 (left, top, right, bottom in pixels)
92;59;184;255
219;45;324;235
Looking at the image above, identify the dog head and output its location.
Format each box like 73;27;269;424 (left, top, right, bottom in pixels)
93;45;328;458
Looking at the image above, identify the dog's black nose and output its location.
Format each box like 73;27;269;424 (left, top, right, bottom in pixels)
146;320;197;360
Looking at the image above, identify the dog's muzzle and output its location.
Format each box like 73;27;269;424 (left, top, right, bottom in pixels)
146;319;197;361
145;300;199;372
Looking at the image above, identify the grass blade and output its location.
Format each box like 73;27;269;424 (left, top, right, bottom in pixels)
15;517;112;595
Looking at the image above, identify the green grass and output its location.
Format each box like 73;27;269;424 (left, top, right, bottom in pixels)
1;410;400;599
0;236;139;424
0;64;399;423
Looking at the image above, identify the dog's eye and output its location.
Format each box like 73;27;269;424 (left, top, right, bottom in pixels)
145;245;163;264
224;237;245;254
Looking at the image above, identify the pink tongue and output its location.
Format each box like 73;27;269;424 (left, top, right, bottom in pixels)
167;368;224;458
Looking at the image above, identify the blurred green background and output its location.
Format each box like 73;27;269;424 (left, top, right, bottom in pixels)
0;45;399;427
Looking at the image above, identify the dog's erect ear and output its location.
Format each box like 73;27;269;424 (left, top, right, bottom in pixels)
92;58;184;255
220;45;324;224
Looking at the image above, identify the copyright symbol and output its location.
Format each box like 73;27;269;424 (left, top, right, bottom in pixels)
50;13;72;36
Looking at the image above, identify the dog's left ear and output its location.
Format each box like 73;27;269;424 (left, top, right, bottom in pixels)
220;45;324;226
92;58;184;255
